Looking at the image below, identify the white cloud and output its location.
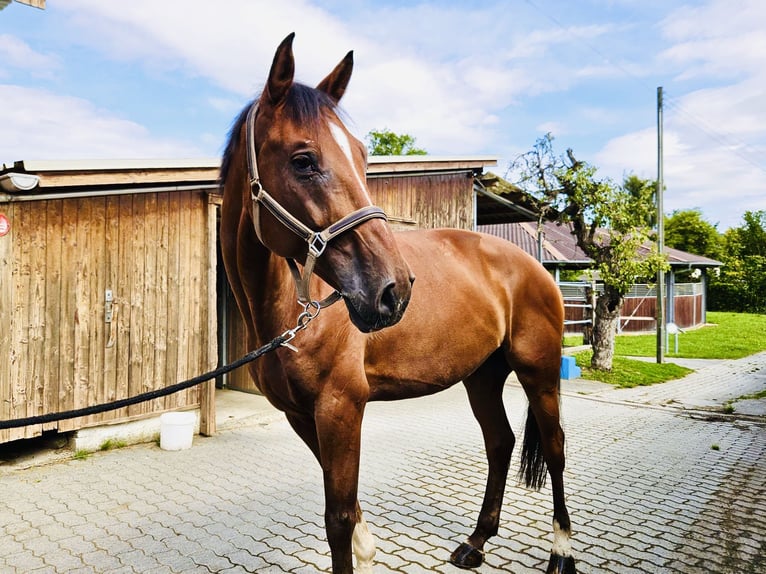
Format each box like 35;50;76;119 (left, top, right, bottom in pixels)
536;121;567;136
595;128;656;181
504;24;614;60
59;0;367;95
0;34;60;78
596;116;764;230
0;85;203;163
207;96;245;115
49;1;585;156
23;1;621;165
591;0;766;229
670;80;766;143
660;0;766;79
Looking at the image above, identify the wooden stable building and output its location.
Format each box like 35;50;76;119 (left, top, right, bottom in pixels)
480;220;723;334
0;160;220;444
0;156;496;444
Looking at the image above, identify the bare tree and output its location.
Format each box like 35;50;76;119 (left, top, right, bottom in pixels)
508;134;667;370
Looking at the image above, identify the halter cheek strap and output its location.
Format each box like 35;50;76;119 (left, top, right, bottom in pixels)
245;103;388;307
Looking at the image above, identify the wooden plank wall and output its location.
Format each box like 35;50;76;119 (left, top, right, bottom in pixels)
0;190;216;444
367;171;474;230
619;296;707;332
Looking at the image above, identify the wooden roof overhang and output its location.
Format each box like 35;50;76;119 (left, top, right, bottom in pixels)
1;156;498;201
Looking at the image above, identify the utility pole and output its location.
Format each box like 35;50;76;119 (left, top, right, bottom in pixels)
656;87;665;364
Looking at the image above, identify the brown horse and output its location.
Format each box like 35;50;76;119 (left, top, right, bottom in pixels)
220;33;576;574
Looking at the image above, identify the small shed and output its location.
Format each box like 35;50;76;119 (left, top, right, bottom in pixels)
1;156;497;441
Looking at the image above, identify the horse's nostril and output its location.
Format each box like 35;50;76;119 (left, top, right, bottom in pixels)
378;281;398;317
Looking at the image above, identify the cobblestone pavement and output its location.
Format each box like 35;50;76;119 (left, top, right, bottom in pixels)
1;353;765;573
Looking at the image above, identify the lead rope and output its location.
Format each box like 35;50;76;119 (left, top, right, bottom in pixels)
0;303;320;430
276;299;323;352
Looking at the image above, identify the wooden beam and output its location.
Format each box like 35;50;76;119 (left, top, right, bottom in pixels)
14;0;46;9
199;196;218;436
34;168;219;189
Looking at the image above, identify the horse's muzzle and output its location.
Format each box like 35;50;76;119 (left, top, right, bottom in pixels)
343;275;413;333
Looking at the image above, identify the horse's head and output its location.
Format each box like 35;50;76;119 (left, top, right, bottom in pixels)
247;33;414;333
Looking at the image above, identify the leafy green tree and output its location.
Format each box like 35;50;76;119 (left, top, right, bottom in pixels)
366;128;427;156
624;174;657;228
508;134;667;371
664;209;724;261
708;210;766;313
735;210;766;257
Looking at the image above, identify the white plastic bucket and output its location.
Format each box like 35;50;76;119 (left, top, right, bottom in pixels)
159;412;196;451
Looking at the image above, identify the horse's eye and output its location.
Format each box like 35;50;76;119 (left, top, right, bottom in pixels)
291;154;316;175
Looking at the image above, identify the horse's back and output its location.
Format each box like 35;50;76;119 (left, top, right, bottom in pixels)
396;227;561;312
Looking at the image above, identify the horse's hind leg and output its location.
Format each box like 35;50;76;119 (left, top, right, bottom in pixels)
450;350;515;569
515;358;576;574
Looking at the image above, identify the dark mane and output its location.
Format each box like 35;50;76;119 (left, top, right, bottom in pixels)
219;103;251;186
219;83;340;186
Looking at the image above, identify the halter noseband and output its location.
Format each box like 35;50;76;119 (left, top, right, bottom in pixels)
245;103;388;308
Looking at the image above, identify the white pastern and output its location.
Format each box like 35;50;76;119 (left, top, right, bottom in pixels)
329;122;372;204
352;513;376;573
551;519;573;557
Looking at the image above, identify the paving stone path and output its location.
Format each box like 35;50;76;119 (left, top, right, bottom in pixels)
1;352;764;573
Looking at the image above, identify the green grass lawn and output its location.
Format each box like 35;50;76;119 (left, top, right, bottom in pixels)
565;312;766;388
614;312;766;359
573;352;692;388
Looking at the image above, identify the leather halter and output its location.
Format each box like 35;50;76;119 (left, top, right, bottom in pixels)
245;102;388;307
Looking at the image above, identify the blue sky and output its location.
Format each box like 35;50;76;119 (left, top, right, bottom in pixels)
1;0;764;230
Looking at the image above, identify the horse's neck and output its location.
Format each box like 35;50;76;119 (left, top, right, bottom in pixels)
243;239;297;344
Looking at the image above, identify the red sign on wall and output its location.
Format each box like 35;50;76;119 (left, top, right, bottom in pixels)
0;213;10;237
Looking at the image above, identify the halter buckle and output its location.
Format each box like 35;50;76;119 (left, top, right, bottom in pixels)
308;233;328;258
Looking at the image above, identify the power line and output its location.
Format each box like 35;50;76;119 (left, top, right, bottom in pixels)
522;0;766;174
663;94;766;174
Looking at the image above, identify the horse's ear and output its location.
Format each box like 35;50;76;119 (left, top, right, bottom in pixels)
263;32;296;107
316;50;353;103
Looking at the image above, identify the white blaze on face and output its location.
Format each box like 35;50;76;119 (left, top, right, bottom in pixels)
329;121;373;204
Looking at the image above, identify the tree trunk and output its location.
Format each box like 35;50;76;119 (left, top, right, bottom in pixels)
590;289;624;371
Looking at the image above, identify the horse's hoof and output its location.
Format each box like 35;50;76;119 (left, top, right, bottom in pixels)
546;553;576;574
449;542;484;569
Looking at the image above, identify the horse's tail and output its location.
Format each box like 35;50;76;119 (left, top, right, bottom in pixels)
518;405;548;490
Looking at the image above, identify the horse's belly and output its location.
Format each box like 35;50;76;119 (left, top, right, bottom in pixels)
363;300;504;401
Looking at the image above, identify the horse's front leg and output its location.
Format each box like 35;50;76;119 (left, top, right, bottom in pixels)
287;410;375;573
315;387;370;574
